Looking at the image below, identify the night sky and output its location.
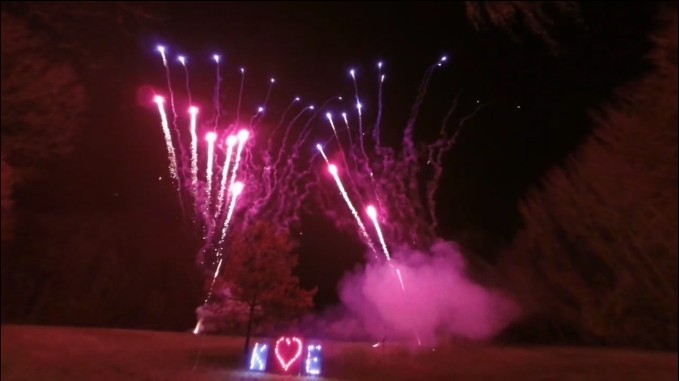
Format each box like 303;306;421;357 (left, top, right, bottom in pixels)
6;2;660;313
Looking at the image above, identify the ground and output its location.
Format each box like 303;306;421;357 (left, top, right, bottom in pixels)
1;325;677;380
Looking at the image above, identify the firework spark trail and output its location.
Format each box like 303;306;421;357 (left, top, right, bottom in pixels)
325;112;347;155
316;55;490;249
205;132;217;215
256;97;302;220
226;130;249;210
366;205;411;341
366;205;391;261
424;95;485;232
153;96;179;180
403;56;447;161
373;61;385;149
395;267;406;291
218;181;245;247
264;78;275;106
258;99;299;191
250;107;264;127
212;54;222;130
214;135;237;219
247;103;315;226
236;68;245;127
149;47;328;277
346;68;382;203
338;110;363;187
345;69;379;203
341;112;354;147
189;106;199;212
316;144;329;163
293;96;341;149
158;47;184;177
271;106;319;219
157;45;168;66
267;97;300;147
366;204;405;293
252;78;276;129
271;106;314;173
382;55;448;244
285;95;341;173
156;46;187;215
202;257;224;305
244;96;335;230
324;111;364;206
349;69;370;164
157;46;173;116
326;112;338;136
178;55;192;105
328;164;378;257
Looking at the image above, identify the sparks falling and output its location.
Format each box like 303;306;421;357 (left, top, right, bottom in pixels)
226;129;249;210
214;135;237;219
316;144;329;163
366;205;391;261
153;95;178;180
148;47;486;336
205;131;217;213
189;106;199;211
219;181;245;246
328;164;377;256
316;54;483;251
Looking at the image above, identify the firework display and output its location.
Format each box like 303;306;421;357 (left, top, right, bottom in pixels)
149;46;481;331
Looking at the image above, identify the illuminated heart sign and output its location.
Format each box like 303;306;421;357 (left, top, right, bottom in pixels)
274;336;303;372
248;337;323;376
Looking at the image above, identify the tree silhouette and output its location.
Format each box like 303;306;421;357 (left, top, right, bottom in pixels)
202;222;316;354
502;6;677;349
465;1;581;54
1;2;158;243
1;10;86;243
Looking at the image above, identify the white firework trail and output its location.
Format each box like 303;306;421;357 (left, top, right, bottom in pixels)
342;111;353;147
153;96;178;180
214;135;237;219
316;144;329;163
178;55;192;105
366;205;391;261
236;67;245;127
212;54;222;130
189;106;199;212
219;181;245;246
205;132;217;214
226;129;249;208
328;164;378;257
349;68;368;160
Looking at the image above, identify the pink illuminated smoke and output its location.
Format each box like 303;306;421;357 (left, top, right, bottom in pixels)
337;241;520;344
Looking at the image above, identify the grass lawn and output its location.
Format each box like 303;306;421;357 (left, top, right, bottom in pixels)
1;325;676;380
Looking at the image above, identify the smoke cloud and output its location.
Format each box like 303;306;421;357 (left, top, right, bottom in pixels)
310;241;520;345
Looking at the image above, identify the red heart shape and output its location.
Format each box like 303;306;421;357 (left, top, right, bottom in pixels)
274;336;303;372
